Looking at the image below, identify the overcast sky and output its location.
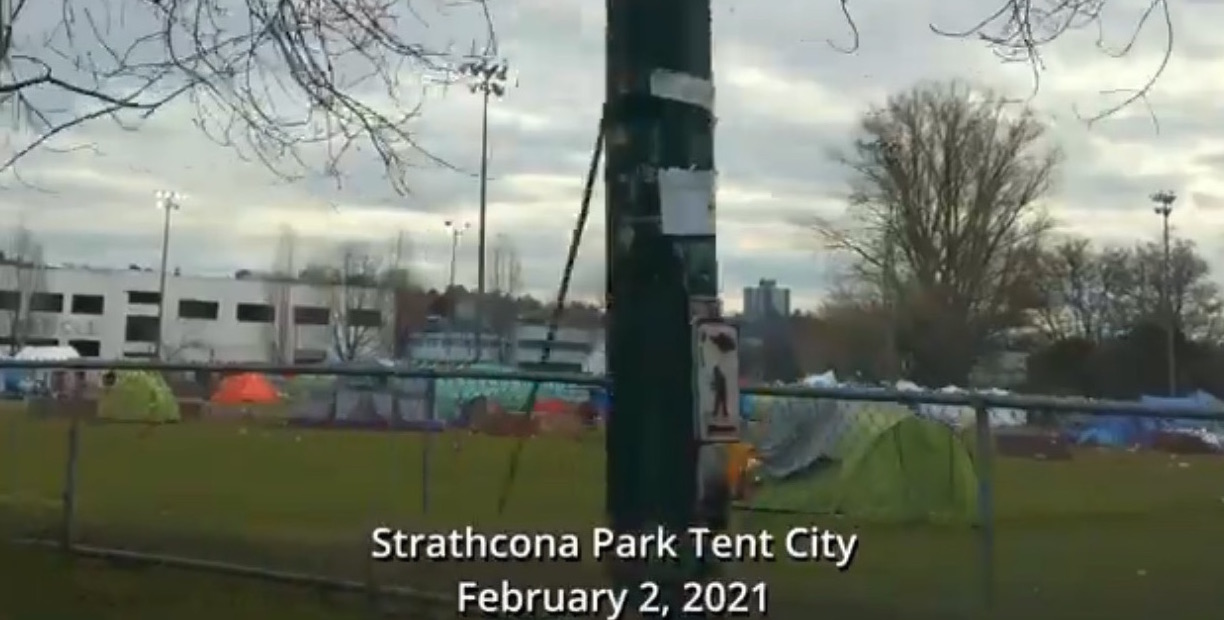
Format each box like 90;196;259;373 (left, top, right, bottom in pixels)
3;0;1223;312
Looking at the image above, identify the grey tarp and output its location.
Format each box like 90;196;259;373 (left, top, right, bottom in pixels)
751;397;852;480
286;375;434;424
750;397;912;480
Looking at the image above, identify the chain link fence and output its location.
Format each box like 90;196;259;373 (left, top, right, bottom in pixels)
2;359;1223;618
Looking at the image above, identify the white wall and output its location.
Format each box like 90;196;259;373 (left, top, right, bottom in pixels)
407;331;504;364
0;265;392;362
404;323;603;371
512;324;599;371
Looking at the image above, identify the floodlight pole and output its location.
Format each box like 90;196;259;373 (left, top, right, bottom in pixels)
605;0;720;609
462;57;510;363
444;219;469;361
153;191;181;361
1152;190;1177;396
444;219;468;289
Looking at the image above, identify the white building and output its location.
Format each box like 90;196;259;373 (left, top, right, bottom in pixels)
405;317;505;364
404;318;603;373
742;278;791;321
512;323;600;373
0;264;392;362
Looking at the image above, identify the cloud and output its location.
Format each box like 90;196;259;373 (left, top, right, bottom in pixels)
3;0;1224;315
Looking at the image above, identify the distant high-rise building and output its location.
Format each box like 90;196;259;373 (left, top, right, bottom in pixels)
742;278;791;320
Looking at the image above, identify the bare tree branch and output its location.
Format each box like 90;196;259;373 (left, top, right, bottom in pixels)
828;0;861;54
0;0;495;193
828;0;1176;120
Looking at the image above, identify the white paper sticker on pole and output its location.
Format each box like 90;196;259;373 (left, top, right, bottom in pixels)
659;168;715;236
692;319;740;443
649;69;714;111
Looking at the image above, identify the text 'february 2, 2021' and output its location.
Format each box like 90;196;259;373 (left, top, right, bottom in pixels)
370;525;859;618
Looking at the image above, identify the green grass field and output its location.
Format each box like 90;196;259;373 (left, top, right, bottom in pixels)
0;542;378;620
2;410;1224;619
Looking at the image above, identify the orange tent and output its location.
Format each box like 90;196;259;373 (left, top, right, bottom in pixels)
211;372;280;405
532;398;573;415
726;442;756;498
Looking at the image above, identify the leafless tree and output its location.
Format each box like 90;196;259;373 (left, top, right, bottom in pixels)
265;224;298;364
485;234;523;339
808;81;1059;386
332;243;387;361
0;223;46;353
302;238;413;360
1033;236;1111;341
812;289;901;383
1035;235;1224;343
489;234;523;296
382;231;416;355
1146;239;1224;341
0;0;494;191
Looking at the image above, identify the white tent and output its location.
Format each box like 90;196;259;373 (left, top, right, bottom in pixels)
9;345;82;395
583;340;606;375
14;345;81;361
801;370;838;387
903;383;1025;428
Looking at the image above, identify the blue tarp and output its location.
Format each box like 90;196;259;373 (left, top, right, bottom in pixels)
2;369;27;394
1074;416;1154;447
1073;390;1223;447
1138;391;1222;431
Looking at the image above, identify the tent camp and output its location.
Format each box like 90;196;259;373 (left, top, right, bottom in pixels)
0;352;16;396
7;345;82;395
899;382;1026;428
528;398;595;438
1074;390;1224;450
97;371;180;423
750;398;915;478
745;399;977;523
15;345;81;361
745;372;1026;429
285;373;440;430
426;363;589;421
212;373;280;405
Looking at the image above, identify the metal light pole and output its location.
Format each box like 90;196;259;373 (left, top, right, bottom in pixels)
153;190;183;360
1152;190;1177;396
458;57;511;361
443;219;470;363
443;219;469;289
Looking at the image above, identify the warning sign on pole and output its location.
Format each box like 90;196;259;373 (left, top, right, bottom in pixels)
692;318;740;443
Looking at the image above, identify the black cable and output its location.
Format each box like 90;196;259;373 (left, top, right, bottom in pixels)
495;118;604;515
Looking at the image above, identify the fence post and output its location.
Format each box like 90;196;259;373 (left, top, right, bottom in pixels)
972;398;996;612
4;405;17;502
421;374;436;515
60;412;82;551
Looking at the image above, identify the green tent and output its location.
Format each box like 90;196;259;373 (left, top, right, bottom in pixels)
281;363;590;421
97;371;181;423
746;412;978;524
424;362;590;419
